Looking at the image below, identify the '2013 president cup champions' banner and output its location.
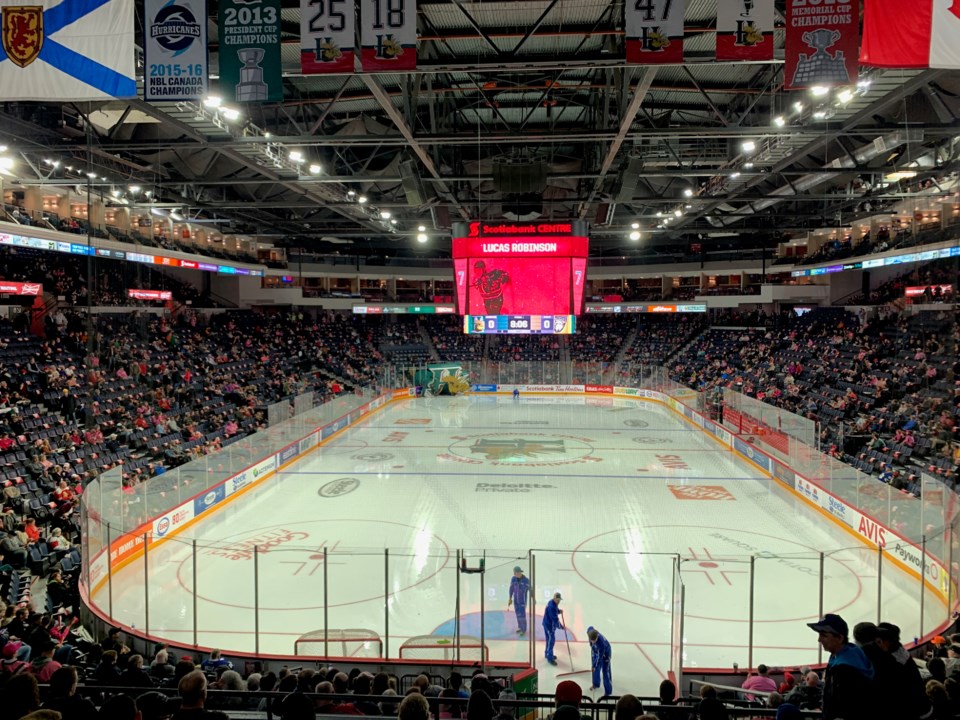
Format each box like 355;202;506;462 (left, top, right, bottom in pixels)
784;0;858;89
716;0;774;61
0;0;136;100
144;0;208;100
218;0;282;102
301;0;356;74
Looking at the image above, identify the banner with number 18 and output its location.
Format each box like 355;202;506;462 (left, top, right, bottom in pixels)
360;0;417;71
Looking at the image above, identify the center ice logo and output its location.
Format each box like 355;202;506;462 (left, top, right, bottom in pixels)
469;438;567;462
443;432;599;466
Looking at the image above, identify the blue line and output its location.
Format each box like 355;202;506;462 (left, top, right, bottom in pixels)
38;40;136;97
277;471;757;481
44;0;113;34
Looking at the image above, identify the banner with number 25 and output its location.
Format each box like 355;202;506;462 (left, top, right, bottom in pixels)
360;0;417;71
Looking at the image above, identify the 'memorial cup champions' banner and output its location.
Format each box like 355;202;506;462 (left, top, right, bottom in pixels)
144;0;208;100
784;0;858;89
716;0;774;61
218;0;282;102
360;0;416;70
0;0;136;100
301;0;356;73
625;0;685;64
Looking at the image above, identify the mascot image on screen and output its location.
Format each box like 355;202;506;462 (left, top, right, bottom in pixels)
412;363;471;396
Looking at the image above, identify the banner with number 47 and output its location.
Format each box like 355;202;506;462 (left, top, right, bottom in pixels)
360;0;417;71
625;0;685;64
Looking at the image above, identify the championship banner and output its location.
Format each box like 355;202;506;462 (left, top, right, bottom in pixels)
219;0;282;101
861;0;960;70
784;0;858;89
301;0;355;74
0;0;136;100
144;0;208;100
716;0;774;61
360;0;416;71
625;0;685;64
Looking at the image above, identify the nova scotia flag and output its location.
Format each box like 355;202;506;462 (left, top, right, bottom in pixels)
0;0;135;100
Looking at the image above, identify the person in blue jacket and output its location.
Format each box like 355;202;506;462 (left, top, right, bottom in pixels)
587;626;612;696
507;566;530;636
542;592;564;665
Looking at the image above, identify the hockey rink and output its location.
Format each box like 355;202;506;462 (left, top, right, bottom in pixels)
104;395;930;696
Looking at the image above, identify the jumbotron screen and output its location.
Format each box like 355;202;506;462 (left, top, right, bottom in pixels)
452;221;588;333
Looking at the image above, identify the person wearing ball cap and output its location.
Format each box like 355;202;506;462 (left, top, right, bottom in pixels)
542;592;564;666
507;566;530;636
806;613;876;720
586;626;612;697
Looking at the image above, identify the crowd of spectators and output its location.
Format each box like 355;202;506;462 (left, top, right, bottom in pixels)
670;306;960;493
429;317;484;362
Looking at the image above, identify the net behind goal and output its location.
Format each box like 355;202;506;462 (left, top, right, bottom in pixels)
398;635;488;662
294;628;383;658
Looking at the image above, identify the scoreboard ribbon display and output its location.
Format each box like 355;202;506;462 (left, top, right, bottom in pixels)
463;315;576;335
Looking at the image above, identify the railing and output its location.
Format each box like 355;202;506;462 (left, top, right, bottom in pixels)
78;368;959;686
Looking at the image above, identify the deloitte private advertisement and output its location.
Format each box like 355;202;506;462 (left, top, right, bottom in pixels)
144;0;208;100
218;0;283;102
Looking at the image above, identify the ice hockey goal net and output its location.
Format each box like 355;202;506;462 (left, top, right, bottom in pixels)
398;634;488;661
294;628;383;658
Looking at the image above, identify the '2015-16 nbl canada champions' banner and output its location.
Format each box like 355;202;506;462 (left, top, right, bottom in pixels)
144;0;208;100
301;0;356;74
0;0;136;100
625;0;685;64
784;0;858;89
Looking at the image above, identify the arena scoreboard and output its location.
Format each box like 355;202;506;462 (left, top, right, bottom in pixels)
452;220;588;334
463;314;576;335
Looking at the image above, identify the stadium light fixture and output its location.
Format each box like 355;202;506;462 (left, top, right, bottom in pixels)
683;188;693;198
836;89;854;104
221;107;240;121
810;85;829;97
204;96;222;108
813;111;827;120
629;231;641;241
673;209;682;217
129;185;141;193
0;156;15;172
309;164;322;175
288;150;304;163
773;116;786;127
380;210;392;219
418;225;426;232
741;140;756;153
744;161;754;169
347;190;356;198
357;195;368;204
630;221;640;229
793;102;804;113
730;172;740;179
389;218;398;225
416;233;428;243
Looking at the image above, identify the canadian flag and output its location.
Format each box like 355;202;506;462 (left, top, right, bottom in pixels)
861;0;960;69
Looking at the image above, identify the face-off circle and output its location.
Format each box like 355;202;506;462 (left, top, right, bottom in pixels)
571;524;862;622
623;419;650;428
352;452;395;461
445;432;596;465
631;436;664;445
178;519;450;611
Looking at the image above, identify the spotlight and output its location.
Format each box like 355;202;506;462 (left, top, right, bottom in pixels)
418;225;426;232
416;233;428;243
221;107;240;121
773;116;786;127
629;231;641;241
742;140;756;153
683;188;694;198
308;164;322;174
813;111;827;120
793;102;804;113
810;85;829;97
288;150;304;162
358;195;368;204
380;210;392;219
674;209;682;217
630;222;640;229
730;172;740;179
836;89;854;104
204;96;222;108
129;185;141;193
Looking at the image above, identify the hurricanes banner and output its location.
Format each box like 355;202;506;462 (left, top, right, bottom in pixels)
301;0;356;74
360;0;416;71
784;0;858;89
625;0;685;64
219;0;282;102
144;0;207;100
716;0;774;61
0;0;136;100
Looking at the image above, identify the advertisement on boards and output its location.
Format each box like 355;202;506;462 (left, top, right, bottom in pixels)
194;484;226;516
734;437;772;473
153;504;194;538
